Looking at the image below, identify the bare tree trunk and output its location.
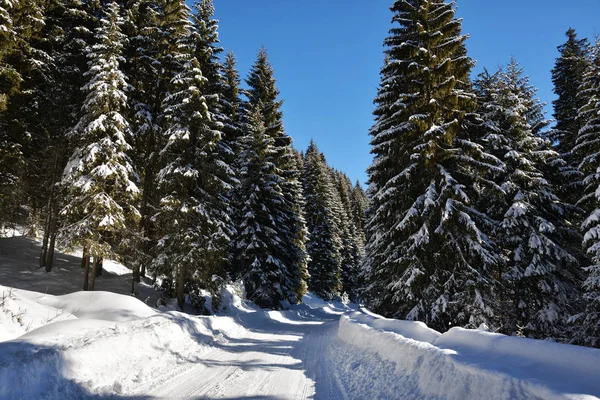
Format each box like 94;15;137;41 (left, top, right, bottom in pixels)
39;201;51;268
177;265;185;311
90;257;99;291
95;257;103;277
139;165;155;279
81;245;89;269
45;203;58;272
41;154;60;271
83;252;90;291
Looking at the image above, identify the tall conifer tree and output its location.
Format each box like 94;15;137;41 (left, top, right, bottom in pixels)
475;60;580;339
364;0;502;331
573;40;600;347
302;142;342;300
60;2;139;289
236;48;308;307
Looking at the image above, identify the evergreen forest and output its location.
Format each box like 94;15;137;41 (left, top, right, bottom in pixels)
1;0;599;349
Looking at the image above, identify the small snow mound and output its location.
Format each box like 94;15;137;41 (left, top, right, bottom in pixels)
218;282;257;315
35;291;157;322
0;226;25;238
300;292;356;315
0;286;76;342
354;309;441;344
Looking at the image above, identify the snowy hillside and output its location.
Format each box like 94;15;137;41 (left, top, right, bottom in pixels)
1;278;600;399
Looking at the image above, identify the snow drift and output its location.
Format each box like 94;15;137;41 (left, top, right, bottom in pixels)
339;310;600;400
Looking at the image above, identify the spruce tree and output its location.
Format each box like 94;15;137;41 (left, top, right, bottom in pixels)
151;0;231;311
332;171;362;299
234;106;304;307
302;142;342;300
364;0;502;331
0;0;48;225
475;60;580;339
236;48;308;307
552;28;590;157
221;50;243;170
121;0;163;282
60;2;139;289
573;40;600;347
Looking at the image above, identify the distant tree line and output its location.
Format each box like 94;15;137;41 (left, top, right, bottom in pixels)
0;0;368;311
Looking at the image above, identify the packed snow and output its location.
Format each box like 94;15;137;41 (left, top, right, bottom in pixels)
1;236;599;399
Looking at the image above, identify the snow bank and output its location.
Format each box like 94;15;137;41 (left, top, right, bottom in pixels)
437;327;600;393
0;312;217;399
0;287;234;399
338;311;600;400
31;290;157;322
356;307;441;344
0;286;76;342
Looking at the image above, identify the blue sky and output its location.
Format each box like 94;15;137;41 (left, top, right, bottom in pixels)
212;0;599;185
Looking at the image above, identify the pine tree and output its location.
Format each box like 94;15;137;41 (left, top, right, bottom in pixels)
120;0;163;282
351;181;368;250
234;106;304;307
330;169;362;300
151;0;232;311
190;0;236;272
60;2;140;290
364;0;502;331
221;50;243;170
0;0;48;225
552;28;590;157
236;48;308;307
302;142;342;300
573;40;600;347
475;59;580;339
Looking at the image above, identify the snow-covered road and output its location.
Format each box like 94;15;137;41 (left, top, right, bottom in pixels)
131;309;403;399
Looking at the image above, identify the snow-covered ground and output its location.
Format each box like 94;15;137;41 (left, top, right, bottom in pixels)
1;235;600;399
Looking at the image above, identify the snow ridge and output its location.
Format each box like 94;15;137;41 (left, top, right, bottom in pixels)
339;311;600;400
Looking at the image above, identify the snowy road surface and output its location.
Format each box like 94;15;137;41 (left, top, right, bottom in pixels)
131;309;404;399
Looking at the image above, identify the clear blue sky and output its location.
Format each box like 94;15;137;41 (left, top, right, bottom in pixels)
211;0;600;185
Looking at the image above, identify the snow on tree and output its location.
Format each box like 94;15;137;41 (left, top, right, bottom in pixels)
363;0;503;332
151;0;232;311
302;141;342;300
475;59;581;340
221;50;242;154
234;106;303;308
120;0;165;281
189;0;236;257
60;2;140;290
235;48;308;307
332;170;363;300
573;40;600;347
552;28;591;157
0;0;48;225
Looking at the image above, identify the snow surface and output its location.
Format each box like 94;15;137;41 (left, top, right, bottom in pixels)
1;235;599;399
339;311;600;400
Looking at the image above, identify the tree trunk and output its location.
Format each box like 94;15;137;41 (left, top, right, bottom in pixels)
139;165;155;279
44;203;58;272
177;265;185;311
39;202;51;268
42;154;61;271
83;252;90;291
90;256;100;291
95;257;103;277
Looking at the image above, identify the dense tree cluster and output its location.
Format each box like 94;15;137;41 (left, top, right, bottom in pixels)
0;0;367;312
364;0;600;347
